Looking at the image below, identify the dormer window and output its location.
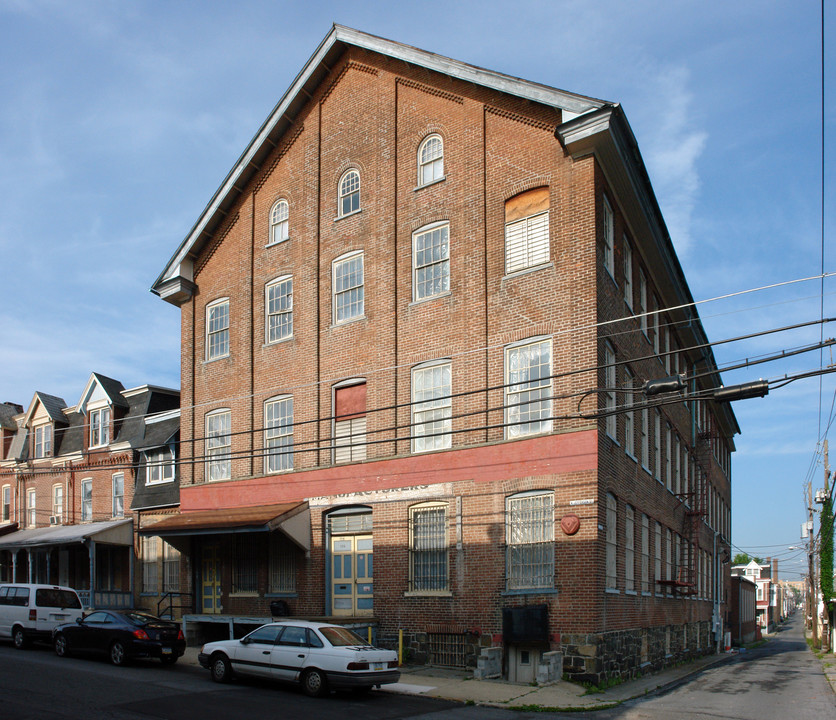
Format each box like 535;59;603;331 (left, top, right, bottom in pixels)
34;424;52;459
90;407;111;448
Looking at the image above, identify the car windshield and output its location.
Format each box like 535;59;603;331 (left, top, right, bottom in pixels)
122;612;163;625
320;626;368;647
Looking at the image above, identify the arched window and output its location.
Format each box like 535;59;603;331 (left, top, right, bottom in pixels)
418;134;443;186
269;199;289;245
338;170;360;217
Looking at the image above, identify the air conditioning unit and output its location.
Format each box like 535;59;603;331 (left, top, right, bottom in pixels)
49;515;60;525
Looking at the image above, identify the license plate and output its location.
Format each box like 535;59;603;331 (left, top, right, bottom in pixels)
371;662;385;671
162;648;172;655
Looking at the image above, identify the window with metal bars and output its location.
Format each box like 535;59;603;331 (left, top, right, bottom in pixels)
269;534;296;593
505;491;554;591
409;504;448;592
428;632;467;667
233;535;258;593
142;536;158;593
163;541;180;592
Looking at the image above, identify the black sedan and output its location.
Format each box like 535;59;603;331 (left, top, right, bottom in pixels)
53;610;186;666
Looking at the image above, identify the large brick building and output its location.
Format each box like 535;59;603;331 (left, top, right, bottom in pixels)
150;26;737;683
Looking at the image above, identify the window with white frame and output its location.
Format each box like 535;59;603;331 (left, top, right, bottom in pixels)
269;199;289;245
206;410;231;481
112;473;124;518
665;423;672;491
269;534;296;593
338;169;360;217
81;478;92;522
654;521;662;591
625;504;635;592
52;484;63;523
624;368;635;458
641;513;650;593
654;410;662;481
163;541;180;592
641;406;649;469
333;382;366;464
89;407;111;448
146;447;175;485
264;396;293;473
602;195;615;278
606;493;617;590
505;338;552;439
504;187;550;274
1;485;10;523
27;489;36;527
34;423;52;459
411;361;451;453
266;276;293;343
418;134;444;186
142;536;158;593
652;294;661;354
623;236;633;309
409;503;448;592
206;299;230;360
506;491;554;591
638;269;648;337
604;343;617;439
332;252;364;323
413;222;450;301
665;528;673;595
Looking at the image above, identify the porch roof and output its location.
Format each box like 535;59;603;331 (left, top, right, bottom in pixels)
0;518;133;549
138;502;310;552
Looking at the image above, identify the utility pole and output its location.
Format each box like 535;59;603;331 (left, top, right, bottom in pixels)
822;440;833;652
808;480;818;646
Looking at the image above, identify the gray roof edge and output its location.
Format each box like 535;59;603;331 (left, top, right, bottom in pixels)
152;25;610;294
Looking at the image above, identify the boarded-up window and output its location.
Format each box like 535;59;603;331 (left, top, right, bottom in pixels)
334;383;366;464
505;187;550;274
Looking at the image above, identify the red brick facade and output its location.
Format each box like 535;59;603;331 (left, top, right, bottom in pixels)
153;27;736;683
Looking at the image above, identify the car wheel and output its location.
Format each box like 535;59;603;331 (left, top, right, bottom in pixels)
109;641;128;666
160;655;178;666
12;627;29;650
210;654;232;683
54;633;71;658
301;668;329;698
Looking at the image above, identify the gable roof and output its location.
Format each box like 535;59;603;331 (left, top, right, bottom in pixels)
77;373;129;415
0;403;22;431
151;24;608;302
23;392;68;427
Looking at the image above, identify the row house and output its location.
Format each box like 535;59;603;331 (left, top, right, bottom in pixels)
731;559;780;633
149;26;738;684
0;375;179;612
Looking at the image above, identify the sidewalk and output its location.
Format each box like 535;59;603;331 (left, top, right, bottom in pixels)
180;646;730;710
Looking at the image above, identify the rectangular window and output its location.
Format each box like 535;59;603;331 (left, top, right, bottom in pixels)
606;494;617;590
27;489;36;527
89;407;111;448
81;478;92;522
410;505;448;592
654;522;662;593
641;514;650;593
34;424;52;459
206;299;230;360
506;492;554;590
625;505;635;592
623;236;633;309
163;541;180;593
112;473;124;518
654;410;662;481
604;343;617;439
264;396;294;473
142;536;158;593
505;338;552;438
146;448;175;485
674;435;681;495
411;362;452;453
269;534;296;593
641;406;649;469
624;368;635;458
266;276;293;343
665;528;673;595
334;383;366;464
333;253;364;323
413;224;450;300
665;423;672;491
602;195;615;278
1;486;10;522
505;211;549;274
206;411;231;481
639;269;648;337
233;535;258;593
52;484;63;522
652;294;660;354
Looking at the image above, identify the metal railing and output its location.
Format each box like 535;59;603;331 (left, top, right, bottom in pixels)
157;592;194;619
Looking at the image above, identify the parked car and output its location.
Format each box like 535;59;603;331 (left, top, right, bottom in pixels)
0;584;84;649
198;620;400;697
53;610;186;666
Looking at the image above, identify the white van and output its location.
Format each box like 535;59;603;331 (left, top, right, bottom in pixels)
0;584;84;648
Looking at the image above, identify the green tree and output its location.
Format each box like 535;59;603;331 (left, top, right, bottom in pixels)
821;491;834;609
732;553;765;565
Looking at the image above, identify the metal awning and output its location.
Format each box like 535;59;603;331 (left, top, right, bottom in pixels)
0;518;133;549
138;502;310;552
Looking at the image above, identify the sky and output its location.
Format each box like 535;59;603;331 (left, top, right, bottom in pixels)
0;0;833;582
